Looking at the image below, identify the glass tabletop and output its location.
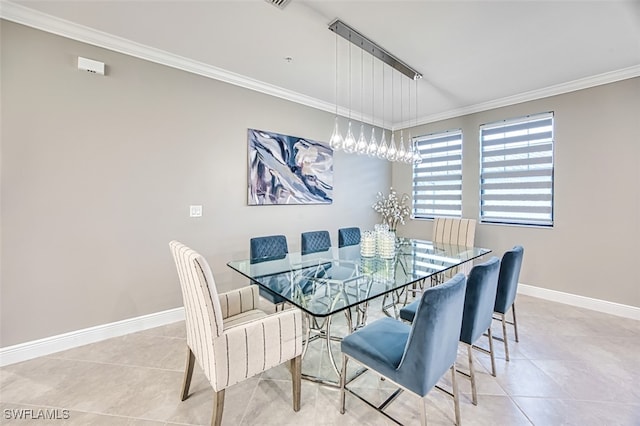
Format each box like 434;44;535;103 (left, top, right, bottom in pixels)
227;238;491;318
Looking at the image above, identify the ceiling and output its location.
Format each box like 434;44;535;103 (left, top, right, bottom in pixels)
5;0;640;128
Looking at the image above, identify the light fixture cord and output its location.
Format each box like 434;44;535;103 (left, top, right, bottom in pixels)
400;74;404;126
414;77;419;160
391;69;394;134
382;61;385;129
348;37;352;120
415;78;418;128
360;46;364;124
335;31;338;117
371;47;374;127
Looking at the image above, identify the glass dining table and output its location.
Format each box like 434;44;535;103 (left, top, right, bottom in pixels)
227;237;491;385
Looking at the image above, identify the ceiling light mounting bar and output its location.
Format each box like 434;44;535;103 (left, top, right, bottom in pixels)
328;19;422;81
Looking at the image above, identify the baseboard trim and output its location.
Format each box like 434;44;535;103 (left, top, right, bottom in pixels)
0;307;185;367
518;284;640;321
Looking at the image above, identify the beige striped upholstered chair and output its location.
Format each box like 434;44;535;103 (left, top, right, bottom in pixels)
170;241;303;426
432;217;477;284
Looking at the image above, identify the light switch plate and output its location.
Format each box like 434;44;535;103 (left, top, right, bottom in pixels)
189;205;202;217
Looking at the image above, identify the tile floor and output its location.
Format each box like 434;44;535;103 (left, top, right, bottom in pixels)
1;294;639;425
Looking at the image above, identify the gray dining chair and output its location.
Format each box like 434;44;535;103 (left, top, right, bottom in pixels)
301;230;331;255
250;235;289;309
169;241;303;426
340;274;467;425
338;227;361;248
493;245;524;361
401;256;500;406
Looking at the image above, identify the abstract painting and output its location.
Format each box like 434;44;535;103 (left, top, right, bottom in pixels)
248;128;333;205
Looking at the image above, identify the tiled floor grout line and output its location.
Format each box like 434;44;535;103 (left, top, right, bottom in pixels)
236;372;265;425
507;394;536;425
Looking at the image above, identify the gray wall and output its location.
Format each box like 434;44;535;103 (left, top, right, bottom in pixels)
0;21;389;347
394;77;640;308
2;20;638;348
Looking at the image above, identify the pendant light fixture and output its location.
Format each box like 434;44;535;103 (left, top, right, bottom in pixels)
355;47;368;155
413;78;423;165
387;69;398;162
329;31;343;151
343;38;357;153
397;76;407;162
328;19;422;163
377;61;389;160
403;78;415;163
366;47;379;156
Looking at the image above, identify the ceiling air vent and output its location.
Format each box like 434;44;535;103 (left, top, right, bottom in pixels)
265;0;291;10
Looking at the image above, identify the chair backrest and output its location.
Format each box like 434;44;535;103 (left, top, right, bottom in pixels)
459;256;501;345
433;217;477;247
494;246;524;314
301;230;331;255
338;227;361;248
250;235;288;264
169;241;224;384
397;273;467;396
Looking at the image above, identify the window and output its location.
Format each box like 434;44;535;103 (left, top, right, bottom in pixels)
480;112;554;226
412;129;463;219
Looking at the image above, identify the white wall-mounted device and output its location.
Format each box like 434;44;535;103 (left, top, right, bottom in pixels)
77;56;105;75
189;205;203;218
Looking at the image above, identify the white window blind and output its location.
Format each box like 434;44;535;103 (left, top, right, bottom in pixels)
412;130;463;219
480;112;554;226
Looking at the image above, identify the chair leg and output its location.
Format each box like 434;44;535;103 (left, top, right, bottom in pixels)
181;347;195;401
512;303;519;342
290;356;301;412
340;355;348;414
419;395;428;426
501;313;510;362
487;327;496;377
210;389;225;426
467;344;477;406
451;365;461;426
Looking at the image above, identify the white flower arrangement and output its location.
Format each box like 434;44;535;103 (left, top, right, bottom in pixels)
372;187;410;231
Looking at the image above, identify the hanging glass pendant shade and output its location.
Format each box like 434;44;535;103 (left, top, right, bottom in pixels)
403;132;414;163
356;123;368;155
366;128;378;156
377;130;388;159
397;130;406;163
413;138;422;164
405;142;415;163
329;116;343;151
343;121;357;153
404;144;414;163
387;132;398;161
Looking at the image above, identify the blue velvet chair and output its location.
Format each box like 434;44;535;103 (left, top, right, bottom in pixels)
340;274;467;425
250;235;288;263
493;246;524;361
400;256;500;406
301;230;331;255
250;235;289;308
338;227;361;248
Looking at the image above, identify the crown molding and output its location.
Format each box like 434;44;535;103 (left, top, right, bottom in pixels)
2;1;638;131
395;64;640;129
0;1;345;116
